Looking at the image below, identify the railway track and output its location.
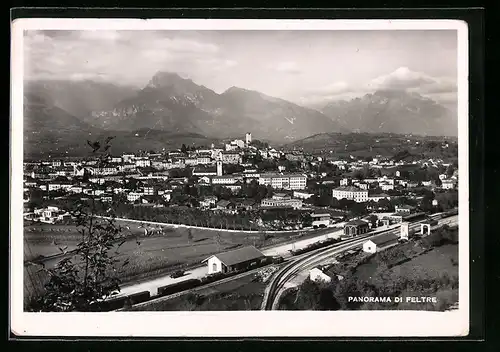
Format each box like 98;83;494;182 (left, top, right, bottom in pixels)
262;214;451;310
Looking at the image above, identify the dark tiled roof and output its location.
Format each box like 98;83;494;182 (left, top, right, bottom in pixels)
345;219;369;226
206;246;265;266
368;233;400;246
216;200;234;207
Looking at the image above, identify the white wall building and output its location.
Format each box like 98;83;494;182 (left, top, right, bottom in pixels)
293;191;314;199
332;186;369;202
311;213;331;227
441;179;457;189
127;192;144;202
221;152;242;164
258;173;307;190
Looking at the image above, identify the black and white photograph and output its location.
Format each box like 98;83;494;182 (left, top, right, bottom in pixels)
10;18;469;337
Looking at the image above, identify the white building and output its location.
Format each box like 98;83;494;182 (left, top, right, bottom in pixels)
211;175;240;185
197;156;212;165
394;204;415;214
225;143;238;151
258;173;307;190
340;178;350;186
32;206;70;224
368;194;390;202
311;213;331;227
354;182;369;190
127;192;144;202
217;161;223;176
245;132;252;145
332;186;369;202
441;179;457;189
260;193;303;209
309;265;344;283
363;233;400;253
200;196;218;209
380;182;395;191
293;191;314;199
220;152;242;164
202;246;265;275
135;158;151;168
122;154;135;162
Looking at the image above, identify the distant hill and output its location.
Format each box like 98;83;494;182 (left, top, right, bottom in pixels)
22;90;219;158
320;90;457;137
284;132;458;161
24;80;137;119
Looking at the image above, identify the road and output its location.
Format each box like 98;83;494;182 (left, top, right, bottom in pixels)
262;214;458;310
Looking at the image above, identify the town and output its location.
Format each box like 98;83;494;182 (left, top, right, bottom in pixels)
23;132;458;226
23;132;459;312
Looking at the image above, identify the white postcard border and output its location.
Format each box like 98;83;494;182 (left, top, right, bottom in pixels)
10;18;470;337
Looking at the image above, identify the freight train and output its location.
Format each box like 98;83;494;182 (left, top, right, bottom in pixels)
100;256;277;311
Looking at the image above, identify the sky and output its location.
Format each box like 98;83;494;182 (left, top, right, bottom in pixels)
23;29;458;108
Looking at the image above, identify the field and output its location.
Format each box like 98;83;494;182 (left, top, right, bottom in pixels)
388;244;458;280
277;227;459;311
23;220;330;302
355;244;458;284
129;273;268;311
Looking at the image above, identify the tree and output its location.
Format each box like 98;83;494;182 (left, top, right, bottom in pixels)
213;232;223;251
181;144;188;154
28;137;133;312
187;228;194;244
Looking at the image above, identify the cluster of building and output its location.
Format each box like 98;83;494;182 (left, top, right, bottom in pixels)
23;132;458;229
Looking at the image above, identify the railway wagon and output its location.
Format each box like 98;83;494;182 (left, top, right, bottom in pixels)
101;295;128;311
124;290;151;306
101;290;151;311
157;278;202;297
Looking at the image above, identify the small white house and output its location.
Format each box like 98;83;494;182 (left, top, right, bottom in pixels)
309;267;333;283
202;246;266;275
309;265;344;283
363;233;400;254
311;213;331;227
340;178;350;186
441;179;457;189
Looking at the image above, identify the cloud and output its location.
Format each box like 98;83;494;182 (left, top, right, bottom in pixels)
23;30;230;87
272;61;301;74
297;68;457;108
367;67;457;95
308;81;350;95
298;81;368;106
79;30;121;41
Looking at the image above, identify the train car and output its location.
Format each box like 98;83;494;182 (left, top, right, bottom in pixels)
403;212;428;223
126;290;151;306
443;209;458;217
101;295;128;311
157;278;201;297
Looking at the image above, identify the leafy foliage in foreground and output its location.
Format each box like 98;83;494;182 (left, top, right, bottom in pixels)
27;137;133;312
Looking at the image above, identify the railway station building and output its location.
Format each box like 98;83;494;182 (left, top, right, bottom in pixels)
202;246;266;275
343;219;370;237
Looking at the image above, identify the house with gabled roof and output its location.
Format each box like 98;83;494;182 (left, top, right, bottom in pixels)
363;233;400;253
202;246;266;275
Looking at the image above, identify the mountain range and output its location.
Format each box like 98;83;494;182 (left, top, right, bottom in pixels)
319;90;457;136
22;71;457;157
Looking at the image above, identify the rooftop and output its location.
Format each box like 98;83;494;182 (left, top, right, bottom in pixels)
345;219;369;226
334;186;367;192
368;233;400;246
203;246;265;267
311;213;331;218
396;204;416;208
